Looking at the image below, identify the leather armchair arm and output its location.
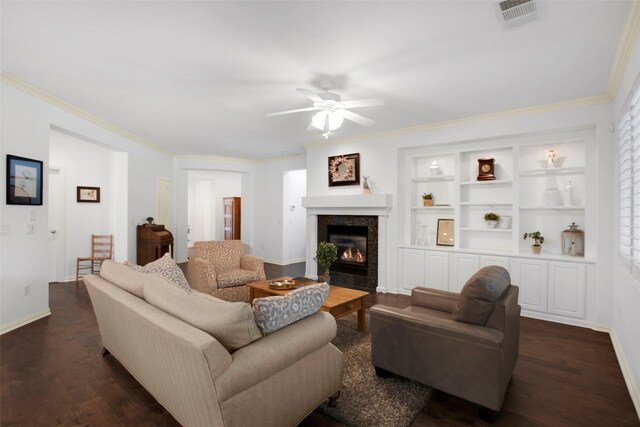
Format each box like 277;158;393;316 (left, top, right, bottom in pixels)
370;304;503;347
240;254;266;280
411;287;458;313
187;257;218;294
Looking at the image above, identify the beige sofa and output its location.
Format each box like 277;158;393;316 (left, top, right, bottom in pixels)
85;261;343;427
187;240;266;302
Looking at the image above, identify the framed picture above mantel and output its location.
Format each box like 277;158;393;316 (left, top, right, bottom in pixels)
328;153;360;187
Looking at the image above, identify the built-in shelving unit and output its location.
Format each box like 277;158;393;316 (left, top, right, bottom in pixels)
397;129;596;326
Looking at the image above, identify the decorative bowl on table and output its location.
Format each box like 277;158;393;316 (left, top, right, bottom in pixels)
268;279;297;290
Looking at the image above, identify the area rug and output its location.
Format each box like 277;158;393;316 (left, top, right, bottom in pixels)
315;314;432;427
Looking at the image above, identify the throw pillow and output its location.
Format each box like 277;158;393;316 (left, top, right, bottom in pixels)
143;275;262;352
125;253;191;292
452;265;510;325
99;260;147;298
252;283;330;334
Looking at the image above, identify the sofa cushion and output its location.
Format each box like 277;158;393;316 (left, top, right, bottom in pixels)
99;260;147;298
252;283;330;334
452;266;510;326
143;274;262;351
217;269;263;288
126;253;191;292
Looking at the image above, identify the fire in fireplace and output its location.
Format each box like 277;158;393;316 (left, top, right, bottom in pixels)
327;225;368;276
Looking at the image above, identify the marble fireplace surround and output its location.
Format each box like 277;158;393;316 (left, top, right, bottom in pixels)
301;194;392;293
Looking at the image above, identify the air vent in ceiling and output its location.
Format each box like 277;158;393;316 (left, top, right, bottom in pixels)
496;0;538;27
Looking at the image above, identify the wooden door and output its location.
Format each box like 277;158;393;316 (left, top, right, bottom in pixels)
223;197;241;240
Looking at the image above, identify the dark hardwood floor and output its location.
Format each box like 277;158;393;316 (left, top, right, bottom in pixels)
1;262;638;427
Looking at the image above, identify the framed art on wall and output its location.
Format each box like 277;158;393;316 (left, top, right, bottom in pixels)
328;153;360;187
77;186;101;203
436;219;454;246
6;155;44;205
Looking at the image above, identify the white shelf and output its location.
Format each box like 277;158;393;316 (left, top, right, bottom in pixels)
412;175;455;182
519;166;585;176
460;180;513;186
460;202;513;206
412;206;454;210
460;227;512;233
520;205;585;210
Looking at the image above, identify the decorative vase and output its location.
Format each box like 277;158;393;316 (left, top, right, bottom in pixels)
544;188;562;207
485;220;498;228
318;274;330;284
498;216;512;229
423;199;433;207
532;245;542;254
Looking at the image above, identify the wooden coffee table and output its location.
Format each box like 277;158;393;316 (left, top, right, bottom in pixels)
248;277;369;332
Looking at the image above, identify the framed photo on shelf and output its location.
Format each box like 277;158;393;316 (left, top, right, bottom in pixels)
77;186;101;203
436;219;454;246
328;153;360;187
6;155;44;205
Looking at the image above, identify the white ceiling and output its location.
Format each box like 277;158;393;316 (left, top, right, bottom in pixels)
0;1;629;159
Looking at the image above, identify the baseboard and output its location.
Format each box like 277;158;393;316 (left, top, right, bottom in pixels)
1;309;51;335
263;258;306;266
609;327;640;418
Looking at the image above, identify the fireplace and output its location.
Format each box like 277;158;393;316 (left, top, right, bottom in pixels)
328;225;368;276
318;215;378;293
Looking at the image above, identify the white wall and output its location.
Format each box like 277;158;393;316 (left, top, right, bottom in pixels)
188;170;242;244
282;169;307;263
49;130;120;279
612;36;640;413
0;81;173;331
253;156;306;264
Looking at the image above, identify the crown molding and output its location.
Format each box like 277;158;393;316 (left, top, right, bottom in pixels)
305;95;611;149
606;0;640;97
175;154;255;164
0;71;174;157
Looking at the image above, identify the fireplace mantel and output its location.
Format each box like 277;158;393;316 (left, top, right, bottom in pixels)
301;194;392;216
303;194;392;292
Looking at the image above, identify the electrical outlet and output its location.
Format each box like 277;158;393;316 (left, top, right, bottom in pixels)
24;285;31;296
26;223;36;234
0;225;8;236
29;210;36;222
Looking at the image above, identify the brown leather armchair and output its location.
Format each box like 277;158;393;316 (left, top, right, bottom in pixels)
370;266;520;418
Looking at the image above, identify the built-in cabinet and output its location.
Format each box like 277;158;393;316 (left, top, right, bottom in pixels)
397;247;591;324
398;128;595;326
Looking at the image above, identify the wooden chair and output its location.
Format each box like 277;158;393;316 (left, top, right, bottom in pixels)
76;234;113;286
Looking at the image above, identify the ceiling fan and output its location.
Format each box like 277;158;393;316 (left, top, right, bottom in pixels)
266;83;384;138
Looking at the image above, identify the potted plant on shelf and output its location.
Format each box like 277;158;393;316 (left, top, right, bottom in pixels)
523;231;544;254
314;242;337;283
484;212;500;228
146;216;154;225
422;193;434;207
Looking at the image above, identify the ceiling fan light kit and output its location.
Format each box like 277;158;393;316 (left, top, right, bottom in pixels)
267;84;384;138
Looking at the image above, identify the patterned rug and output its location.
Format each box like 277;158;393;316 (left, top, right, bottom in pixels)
316;314;432;427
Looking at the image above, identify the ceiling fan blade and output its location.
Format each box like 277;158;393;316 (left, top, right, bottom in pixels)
296;88;324;103
340;99;385;109
266;107;318;117
342;110;375;127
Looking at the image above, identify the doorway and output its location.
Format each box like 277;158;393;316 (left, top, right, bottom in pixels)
282;169;307;264
48;167;65;282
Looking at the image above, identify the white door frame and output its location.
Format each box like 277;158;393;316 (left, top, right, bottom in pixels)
48;166;66;282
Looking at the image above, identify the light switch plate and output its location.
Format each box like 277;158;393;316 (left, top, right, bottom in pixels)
0;225;9;236
26;223;36;234
29;210;36;222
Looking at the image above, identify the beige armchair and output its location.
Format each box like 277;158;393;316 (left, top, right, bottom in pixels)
370;266;520;420
187;240;266;302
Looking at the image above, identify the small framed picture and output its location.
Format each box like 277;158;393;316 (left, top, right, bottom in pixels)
6;155;44;205
328;153;360;187
77;186;100;203
436;219;454;246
